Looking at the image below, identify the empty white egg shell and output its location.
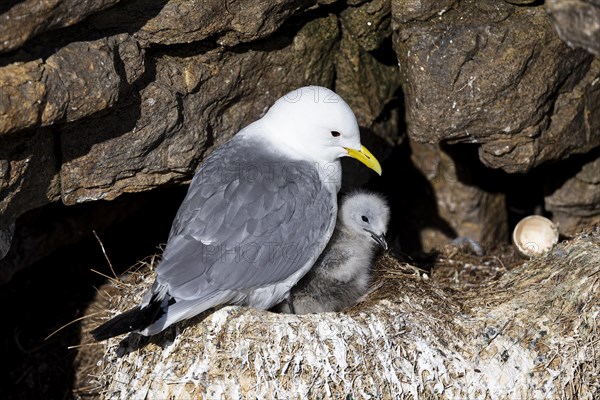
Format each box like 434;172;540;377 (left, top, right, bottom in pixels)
512;215;559;258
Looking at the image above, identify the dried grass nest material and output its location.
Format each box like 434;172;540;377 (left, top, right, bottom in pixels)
76;229;600;399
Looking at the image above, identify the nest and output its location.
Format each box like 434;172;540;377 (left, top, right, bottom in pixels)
75;229;600;399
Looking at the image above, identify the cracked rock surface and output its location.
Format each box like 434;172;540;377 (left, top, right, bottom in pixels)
393;0;599;173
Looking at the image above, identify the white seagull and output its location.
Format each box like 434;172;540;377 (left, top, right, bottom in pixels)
91;86;381;340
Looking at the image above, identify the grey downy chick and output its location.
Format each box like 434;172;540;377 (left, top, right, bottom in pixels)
278;190;390;314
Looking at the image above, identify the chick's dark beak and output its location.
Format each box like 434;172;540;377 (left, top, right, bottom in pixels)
364;229;388;251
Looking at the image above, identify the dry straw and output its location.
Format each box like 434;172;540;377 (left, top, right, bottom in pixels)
76;229;599;399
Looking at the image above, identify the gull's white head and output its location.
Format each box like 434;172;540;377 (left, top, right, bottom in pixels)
261;86;381;175
340;190;390;250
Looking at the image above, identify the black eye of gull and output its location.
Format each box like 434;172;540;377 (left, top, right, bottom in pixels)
330;131;341;137
361;215;369;223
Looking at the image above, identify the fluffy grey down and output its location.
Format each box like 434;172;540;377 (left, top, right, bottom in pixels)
276;190;390;314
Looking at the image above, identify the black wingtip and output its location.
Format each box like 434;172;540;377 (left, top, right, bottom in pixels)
91;306;143;341
91;295;166;341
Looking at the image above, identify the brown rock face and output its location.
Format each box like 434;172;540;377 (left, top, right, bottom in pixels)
546;0;600;56
392;0;598;173
545;152;600;236
59;15;341;205
336;0;400;130
0;129;61;260
0;0;122;53
0;35;145;136
89;0;338;48
409;141;508;251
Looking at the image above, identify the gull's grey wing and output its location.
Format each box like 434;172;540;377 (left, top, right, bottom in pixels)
156;135;335;302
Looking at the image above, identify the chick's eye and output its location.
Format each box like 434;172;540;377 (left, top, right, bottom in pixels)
361;215;369;223
330;130;341;137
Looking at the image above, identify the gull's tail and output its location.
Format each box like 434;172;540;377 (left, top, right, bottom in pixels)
90;294;165;341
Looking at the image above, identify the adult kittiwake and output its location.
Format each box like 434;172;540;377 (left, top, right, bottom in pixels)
277;190;389;314
91;86;382;340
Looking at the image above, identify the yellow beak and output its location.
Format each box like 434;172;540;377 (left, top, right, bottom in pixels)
345;145;382;176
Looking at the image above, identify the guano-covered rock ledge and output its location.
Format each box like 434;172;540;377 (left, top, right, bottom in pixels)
78;230;599;399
